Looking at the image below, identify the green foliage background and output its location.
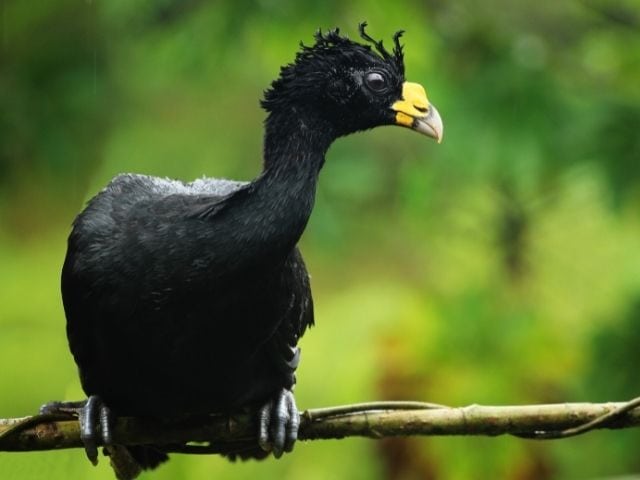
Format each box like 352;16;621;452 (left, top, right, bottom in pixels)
1;1;639;478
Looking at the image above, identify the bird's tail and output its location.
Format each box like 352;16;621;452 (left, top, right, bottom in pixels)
104;445;169;480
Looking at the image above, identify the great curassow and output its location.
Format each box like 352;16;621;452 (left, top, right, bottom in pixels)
42;23;443;477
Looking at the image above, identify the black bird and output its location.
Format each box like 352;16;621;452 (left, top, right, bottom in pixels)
43;23;443;475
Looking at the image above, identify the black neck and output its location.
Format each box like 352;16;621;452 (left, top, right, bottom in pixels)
212;110;336;267
255;111;335;247
262;110;335;174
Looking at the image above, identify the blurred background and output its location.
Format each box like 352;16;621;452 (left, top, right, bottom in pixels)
1;0;639;478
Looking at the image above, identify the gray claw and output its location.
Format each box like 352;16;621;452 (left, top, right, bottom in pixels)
258;389;299;458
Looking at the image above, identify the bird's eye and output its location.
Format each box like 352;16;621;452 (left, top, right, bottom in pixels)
365;72;387;92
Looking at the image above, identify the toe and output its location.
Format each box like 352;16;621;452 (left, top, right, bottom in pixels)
79;395;115;466
258;401;273;452
270;391;289;458
99;403;113;446
79;398;99;465
39;401;61;415
284;392;299;453
39;400;85;415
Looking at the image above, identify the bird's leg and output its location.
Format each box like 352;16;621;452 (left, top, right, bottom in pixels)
257;388;299;458
40;395;114;466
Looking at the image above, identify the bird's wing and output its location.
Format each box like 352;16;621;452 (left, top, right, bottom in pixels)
63;174;250;389
261;247;314;390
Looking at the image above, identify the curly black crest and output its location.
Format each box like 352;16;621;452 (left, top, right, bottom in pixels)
262;22;406;113
312;22;405;73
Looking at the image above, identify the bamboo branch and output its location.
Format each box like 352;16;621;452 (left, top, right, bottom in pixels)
1;400;639;454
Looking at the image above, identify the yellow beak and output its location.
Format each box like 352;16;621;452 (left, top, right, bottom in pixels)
392;82;443;143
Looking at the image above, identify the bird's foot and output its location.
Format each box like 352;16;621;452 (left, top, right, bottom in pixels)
257;388;299;458
40;395;114;466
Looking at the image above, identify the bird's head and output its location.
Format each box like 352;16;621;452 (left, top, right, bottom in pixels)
262;22;443;143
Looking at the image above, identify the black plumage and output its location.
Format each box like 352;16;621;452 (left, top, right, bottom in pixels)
47;23;442;474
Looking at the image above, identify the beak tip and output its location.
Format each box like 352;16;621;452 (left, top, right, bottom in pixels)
428;105;444;144
412;105;443;143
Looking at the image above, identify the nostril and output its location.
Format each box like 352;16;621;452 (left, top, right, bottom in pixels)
414;105;428;113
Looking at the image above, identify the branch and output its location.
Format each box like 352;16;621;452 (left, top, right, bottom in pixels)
1;400;639;454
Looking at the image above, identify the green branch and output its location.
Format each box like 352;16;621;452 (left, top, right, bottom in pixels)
1;399;639;455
